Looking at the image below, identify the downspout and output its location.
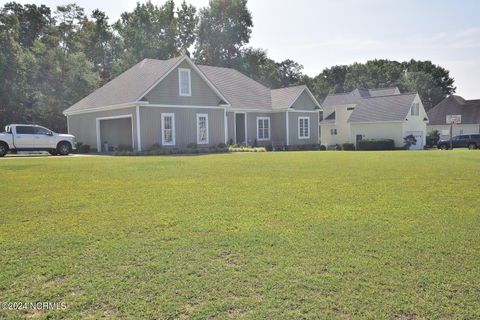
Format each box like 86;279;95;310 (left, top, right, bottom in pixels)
286;109;290;146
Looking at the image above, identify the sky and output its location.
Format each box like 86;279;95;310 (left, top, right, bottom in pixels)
4;0;480;99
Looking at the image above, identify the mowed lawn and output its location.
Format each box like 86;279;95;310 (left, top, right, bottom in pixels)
1;151;479;319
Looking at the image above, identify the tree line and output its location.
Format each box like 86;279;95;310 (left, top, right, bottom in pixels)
0;0;456;132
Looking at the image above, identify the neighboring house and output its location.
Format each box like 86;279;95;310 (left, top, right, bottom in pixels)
427;95;480;139
320;87;429;150
64;55;321;151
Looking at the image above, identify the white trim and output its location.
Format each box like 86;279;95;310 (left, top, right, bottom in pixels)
234;112;247;144
95;114;135;152
348;120;404;124
144;104;225;110
317;110;321;144
178;68;192;97
161;113;176;146
136;105;141;151
66;115;70;134
224;109;228;144
287;87;323;110
286;110;290;145
64;102;144;116
256;116;271;141
298;116;310;139
196;113;209;145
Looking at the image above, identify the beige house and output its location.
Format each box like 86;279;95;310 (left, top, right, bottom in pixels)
427;95;480;139
320;88;429;149
64;55;321;151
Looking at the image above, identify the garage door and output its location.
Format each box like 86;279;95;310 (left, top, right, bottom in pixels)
99;117;133;151
406;131;423;150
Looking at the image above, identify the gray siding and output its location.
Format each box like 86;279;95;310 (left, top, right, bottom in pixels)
144;60;222;106
271;112;287;145
246;112;271;147
68;107;138;151
288;111;320;145
140;106;225;149
291;91;317;111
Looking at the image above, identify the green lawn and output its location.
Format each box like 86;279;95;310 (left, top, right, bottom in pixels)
1;151;479;319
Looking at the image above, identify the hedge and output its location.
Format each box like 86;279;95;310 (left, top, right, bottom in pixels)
357;139;395;150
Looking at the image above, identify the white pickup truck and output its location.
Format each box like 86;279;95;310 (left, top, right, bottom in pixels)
0;124;77;157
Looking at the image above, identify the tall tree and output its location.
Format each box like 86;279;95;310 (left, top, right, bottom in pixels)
177;0;197;55
195;0;252;67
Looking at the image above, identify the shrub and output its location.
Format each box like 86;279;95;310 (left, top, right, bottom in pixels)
149;143;162;151
77;143;91;153
228;146;266;152
217;143;227;149
426;130;440;148
187;143;198;149
117;145;133;152
404;134;417;149
228;138;234;146
357;139;395;151
287;144;321;151
342;143;355;151
319;145;327;151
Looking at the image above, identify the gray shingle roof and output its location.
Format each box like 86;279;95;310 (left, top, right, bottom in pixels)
427;95;480;125
197;65;272;110
322;87;401;108
322;92;360;108
348;93;417;123
64;56;184;113
65;55;314;113
271;85;308;110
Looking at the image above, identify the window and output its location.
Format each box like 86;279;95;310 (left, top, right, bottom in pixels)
330;128;337;135
196;114;209;144
298;117;310;139
32;126;52;135
16;126;35;134
161;113;175;145
178;68;191;96
411;103;420;116
256;117;270;141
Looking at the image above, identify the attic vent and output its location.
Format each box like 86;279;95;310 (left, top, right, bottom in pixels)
347;107;355;111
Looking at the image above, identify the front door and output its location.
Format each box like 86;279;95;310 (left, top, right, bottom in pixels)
235;113;246;144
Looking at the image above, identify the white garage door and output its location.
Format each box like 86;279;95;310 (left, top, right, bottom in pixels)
406;131;423;150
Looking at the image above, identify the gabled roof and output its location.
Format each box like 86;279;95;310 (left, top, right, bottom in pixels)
348;93;417;123
323;87;402;108
427;95;480;125
64;56;184;113
197;65;271;110
270;85;321;110
64;55;320;115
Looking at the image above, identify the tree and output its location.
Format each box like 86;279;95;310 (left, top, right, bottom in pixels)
195;0;252;67
177;0;197;55
399;71;444;110
276;59;304;87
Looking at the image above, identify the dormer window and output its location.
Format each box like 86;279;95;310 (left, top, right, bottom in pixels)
178;68;191;96
411;103;419;116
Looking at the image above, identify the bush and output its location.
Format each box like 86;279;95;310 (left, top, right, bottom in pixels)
342;143;355;151
228;146;266;152
187;143;198;149
217;143;227;149
287;144;321;151
426;130;440;148
149;143;162;151
77;143;91;153
404;134;417;149
319;145;327;151
117;145;133;152
357;139;395;151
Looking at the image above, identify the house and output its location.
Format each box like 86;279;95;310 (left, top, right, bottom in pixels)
320;87;429;150
63;55;322;152
427;95;480;139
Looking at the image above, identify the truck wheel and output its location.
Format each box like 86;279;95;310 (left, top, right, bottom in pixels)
57;142;72;156
0;142;8;157
468;143;477;150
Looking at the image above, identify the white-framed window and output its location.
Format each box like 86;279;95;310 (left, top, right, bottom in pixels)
298;116;310;139
196;113;209;144
178;68;191;96
411;103;420;116
330;128;337;135
161;113;175;145
256;117;270;141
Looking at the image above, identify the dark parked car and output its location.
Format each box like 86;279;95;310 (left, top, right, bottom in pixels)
437;134;480;150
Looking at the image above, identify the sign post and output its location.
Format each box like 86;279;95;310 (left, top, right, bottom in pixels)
446;115;462;149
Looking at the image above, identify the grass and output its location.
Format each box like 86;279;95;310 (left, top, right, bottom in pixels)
0;150;479;319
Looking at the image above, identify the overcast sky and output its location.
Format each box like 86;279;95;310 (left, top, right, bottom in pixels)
4;0;480;99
